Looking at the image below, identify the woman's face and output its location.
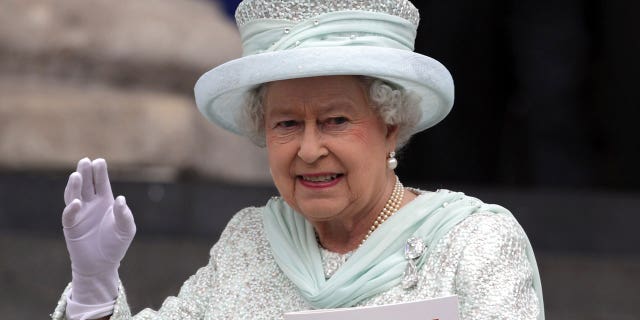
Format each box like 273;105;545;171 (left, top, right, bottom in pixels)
264;76;398;225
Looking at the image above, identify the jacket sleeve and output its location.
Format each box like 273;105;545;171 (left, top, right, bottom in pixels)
51;251;217;320
51;207;254;320
452;213;542;320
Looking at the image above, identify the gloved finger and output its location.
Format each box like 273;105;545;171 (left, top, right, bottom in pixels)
92;158;112;197
77;158;95;200
64;172;83;206
113;196;136;237
62;199;83;228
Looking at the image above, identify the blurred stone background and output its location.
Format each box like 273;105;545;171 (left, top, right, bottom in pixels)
0;0;639;319
0;0;270;183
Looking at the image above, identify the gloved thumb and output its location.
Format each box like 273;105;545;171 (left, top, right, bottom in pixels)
62;199;83;229
113;196;136;237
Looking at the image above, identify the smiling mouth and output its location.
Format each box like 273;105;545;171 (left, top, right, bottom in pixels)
299;174;343;182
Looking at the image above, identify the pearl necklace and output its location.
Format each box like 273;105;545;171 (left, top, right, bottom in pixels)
360;176;404;246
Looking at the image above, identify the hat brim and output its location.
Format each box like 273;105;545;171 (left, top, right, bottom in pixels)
194;46;454;136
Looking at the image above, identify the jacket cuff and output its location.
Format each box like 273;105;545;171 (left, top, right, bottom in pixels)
51;282;131;320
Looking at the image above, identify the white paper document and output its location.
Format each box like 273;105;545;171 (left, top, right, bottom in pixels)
284;295;459;320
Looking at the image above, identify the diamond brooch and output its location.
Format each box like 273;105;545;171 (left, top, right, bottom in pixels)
402;237;426;289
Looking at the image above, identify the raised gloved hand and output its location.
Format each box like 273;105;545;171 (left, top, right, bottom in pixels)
62;158;136;319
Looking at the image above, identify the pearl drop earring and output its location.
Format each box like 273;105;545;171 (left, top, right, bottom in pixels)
387;151;398;170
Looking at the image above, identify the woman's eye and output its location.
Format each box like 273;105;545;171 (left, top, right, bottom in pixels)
276;120;298;128
326;117;348;125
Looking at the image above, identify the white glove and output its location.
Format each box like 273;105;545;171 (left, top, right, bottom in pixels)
62;158;136;320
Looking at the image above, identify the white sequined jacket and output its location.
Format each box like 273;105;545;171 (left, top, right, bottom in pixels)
52;204;542;319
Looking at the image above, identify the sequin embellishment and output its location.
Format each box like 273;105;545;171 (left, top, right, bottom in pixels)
235;0;420;26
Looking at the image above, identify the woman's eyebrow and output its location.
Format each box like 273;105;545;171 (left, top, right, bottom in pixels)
315;99;358;113
263;100;297;115
265;98;359;117
265;108;298;119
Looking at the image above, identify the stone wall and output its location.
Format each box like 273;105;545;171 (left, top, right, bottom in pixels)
0;0;271;183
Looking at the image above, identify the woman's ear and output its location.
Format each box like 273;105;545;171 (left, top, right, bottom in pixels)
385;124;399;149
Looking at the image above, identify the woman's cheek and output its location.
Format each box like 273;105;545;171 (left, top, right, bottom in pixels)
266;131;298;145
335;126;372;145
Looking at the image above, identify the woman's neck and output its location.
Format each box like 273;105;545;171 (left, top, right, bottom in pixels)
313;188;417;253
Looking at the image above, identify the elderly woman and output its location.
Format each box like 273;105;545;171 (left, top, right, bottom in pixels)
52;0;544;319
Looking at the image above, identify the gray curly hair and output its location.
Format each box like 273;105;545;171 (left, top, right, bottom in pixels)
238;76;422;149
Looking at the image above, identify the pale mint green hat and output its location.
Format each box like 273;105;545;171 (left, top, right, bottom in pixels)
194;0;454;136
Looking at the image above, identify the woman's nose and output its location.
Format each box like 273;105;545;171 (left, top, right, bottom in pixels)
297;124;328;164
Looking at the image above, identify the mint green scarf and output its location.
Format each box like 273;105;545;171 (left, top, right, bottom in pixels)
262;190;544;317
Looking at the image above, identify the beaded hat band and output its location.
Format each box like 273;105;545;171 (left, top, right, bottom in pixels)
194;0;454;137
235;0;420;27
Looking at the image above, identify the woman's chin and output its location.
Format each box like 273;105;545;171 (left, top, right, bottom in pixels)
296;200;347;222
